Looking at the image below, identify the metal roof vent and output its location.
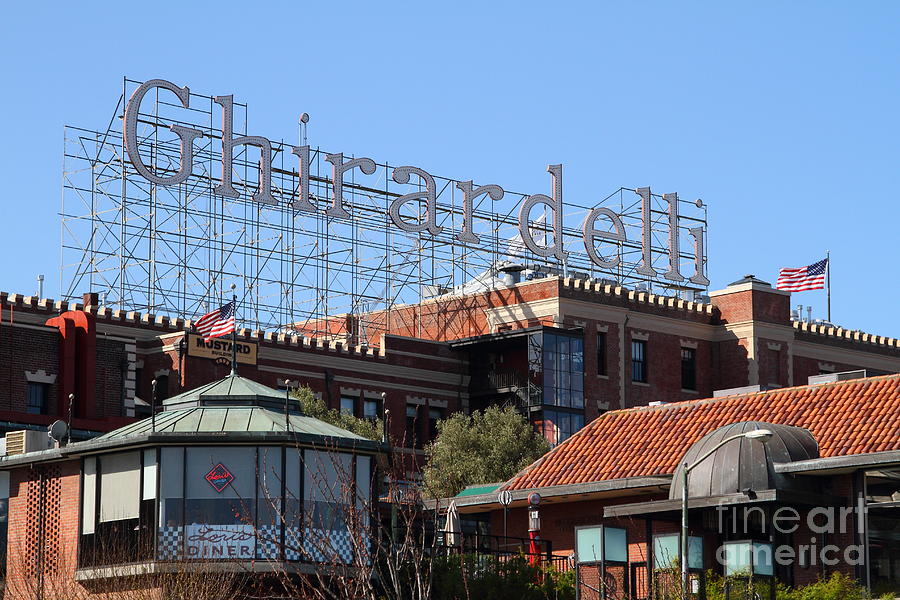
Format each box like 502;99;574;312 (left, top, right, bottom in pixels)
808;370;867;386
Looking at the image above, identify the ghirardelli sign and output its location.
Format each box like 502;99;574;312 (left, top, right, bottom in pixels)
124;78;709;287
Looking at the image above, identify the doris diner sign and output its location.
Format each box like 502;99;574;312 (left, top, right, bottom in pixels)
123;78;708;288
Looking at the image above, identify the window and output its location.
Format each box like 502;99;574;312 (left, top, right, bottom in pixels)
631;340;647;383
340;395;356;416
428;408;443;441
405;404;420;448
596;332;607;376
575;525;627;564
26;382;48;415
653;534;703;570
304;450;354;563
723;541;773;576
681;347;696;390
542;409;585;445
542;332;584;409
363;398;379;421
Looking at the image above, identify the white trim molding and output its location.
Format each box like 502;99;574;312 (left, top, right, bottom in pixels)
25;370;57;384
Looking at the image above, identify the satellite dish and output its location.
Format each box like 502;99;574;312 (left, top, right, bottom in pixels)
48;420;69;443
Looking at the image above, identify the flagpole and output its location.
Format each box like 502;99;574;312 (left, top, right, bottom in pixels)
826;250;831;323
230;283;237;376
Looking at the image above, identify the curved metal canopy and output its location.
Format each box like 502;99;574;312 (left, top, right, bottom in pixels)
669;421;819;500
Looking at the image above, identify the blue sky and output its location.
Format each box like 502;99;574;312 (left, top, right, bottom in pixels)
1;2;898;337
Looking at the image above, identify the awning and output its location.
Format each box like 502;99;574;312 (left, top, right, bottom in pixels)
603;488;846;518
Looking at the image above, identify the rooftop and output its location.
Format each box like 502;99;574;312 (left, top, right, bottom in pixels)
503;373;900;491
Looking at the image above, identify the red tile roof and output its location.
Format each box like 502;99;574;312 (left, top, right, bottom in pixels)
504;374;900;491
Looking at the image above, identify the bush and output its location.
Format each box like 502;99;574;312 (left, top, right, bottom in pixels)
431;554;574;600
704;571;887;600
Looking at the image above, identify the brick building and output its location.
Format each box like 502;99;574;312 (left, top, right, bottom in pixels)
449;373;900;598
1;271;899;451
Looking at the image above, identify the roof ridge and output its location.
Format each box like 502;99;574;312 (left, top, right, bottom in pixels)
605;372;900;417
504;373;900;491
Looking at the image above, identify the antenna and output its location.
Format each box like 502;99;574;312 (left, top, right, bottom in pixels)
284;379;292;433
67;393;75;444
151;379;157;432
382;392;389;444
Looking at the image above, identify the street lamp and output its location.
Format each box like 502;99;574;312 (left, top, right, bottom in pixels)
680;428;773;599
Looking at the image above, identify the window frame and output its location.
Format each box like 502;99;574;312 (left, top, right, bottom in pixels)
681;347;697;391
631;339;648;383
339;395;356;417
596;331;607;376
26;382;48;415
574;524;628;565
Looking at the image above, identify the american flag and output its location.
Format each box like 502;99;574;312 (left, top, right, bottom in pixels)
194;300;236;340
777;258;828;292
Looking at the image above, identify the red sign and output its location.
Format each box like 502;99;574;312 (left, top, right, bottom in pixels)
205;463;235;492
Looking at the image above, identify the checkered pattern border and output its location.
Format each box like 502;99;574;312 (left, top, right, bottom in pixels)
256;524;280;559
157;526;183;560
155;524;369;565
284;526;303;561
304;527;353;564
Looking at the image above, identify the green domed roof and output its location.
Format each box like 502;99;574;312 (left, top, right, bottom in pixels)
91;374;372;445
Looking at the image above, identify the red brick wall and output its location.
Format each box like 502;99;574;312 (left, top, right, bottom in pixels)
0;323;60;418
95;337;126;418
6;461;81;600
715;288;790;326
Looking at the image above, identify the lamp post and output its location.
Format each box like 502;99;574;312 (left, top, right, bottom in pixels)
680;428;773;600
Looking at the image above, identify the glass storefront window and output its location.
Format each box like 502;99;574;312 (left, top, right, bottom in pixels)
183;447;257;559
79;444;373;566
576;527;602;563
724;541;772;576
604;527;628;563
724;542;751;575
304;450;354;564
576;525;627;564
654;534;703;570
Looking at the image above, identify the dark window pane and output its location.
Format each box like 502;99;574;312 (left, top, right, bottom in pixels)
363;399;378;420
631;340;647;383
428;408;443;441
681;347;697;390
405;404;419;448
597;332;607;376
26;383;47;415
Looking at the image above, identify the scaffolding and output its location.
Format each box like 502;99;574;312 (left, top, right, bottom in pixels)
60;78;708;341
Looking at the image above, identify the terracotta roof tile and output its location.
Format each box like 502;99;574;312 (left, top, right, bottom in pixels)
504;374;900;491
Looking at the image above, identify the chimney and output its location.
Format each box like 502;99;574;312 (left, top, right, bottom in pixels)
709;274;791;325
82;292;99;307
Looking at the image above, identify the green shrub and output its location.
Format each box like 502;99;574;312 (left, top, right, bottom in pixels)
431;554;575;600
704;571;881;600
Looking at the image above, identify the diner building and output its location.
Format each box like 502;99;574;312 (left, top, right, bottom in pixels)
0;373;383;599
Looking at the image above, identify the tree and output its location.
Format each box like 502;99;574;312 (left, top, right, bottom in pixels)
292;387;383;441
423;406;551;498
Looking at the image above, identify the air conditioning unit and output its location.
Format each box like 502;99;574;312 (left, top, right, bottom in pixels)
4;430;53;456
808;370;867;386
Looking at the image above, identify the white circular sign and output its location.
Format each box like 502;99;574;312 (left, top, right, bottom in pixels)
498;490;513;506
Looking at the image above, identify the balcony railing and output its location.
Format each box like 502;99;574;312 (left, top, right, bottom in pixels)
469;371;543;409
